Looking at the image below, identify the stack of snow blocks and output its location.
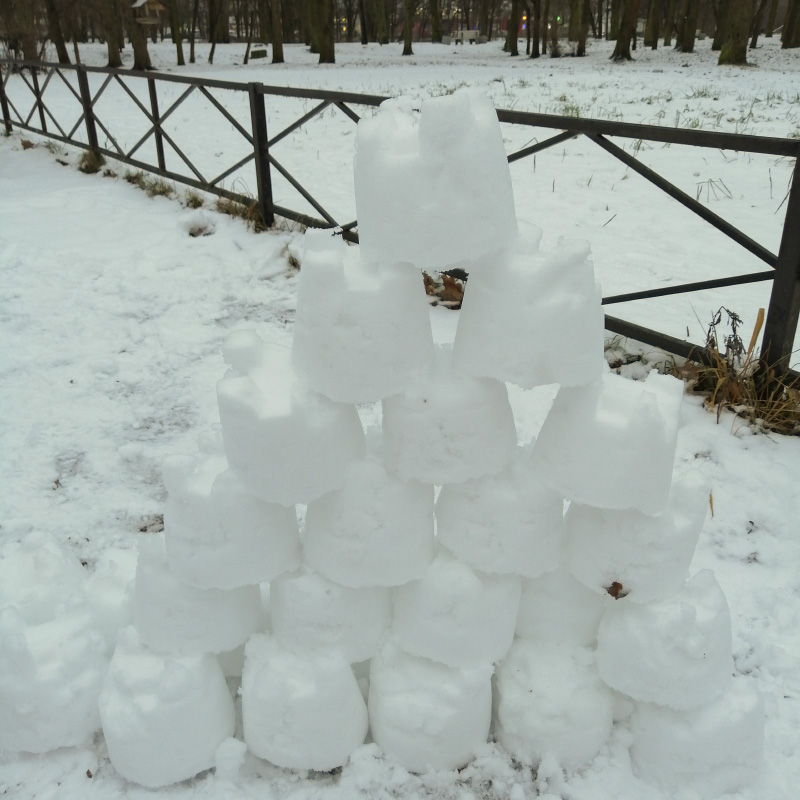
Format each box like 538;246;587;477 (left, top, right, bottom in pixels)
38;88;757;792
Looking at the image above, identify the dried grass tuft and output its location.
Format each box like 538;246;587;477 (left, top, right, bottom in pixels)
78;149;105;174
674;307;800;435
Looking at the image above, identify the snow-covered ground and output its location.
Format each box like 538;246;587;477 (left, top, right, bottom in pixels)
1;38;799;800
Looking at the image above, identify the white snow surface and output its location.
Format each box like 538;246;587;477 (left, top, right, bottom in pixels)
2;37;800;800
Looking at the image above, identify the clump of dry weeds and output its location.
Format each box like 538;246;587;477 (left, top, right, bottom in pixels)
675;307;800;435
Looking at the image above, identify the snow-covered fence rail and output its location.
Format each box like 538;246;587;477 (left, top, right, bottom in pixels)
1;57;799;376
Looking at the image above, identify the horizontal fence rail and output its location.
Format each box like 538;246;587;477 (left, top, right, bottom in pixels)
2;58;799;375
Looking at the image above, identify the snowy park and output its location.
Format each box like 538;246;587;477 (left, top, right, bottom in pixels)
1;36;800;800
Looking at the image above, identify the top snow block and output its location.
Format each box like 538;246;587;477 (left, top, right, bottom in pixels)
354;90;518;270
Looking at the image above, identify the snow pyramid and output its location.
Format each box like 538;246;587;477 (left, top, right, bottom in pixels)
0;87;760;793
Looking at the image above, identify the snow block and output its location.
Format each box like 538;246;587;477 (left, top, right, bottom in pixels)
133;535;263;656
631;678;764;794
82;546;137;652
565;471;709;603
391;549;521;668
241;634;368;771
596;570;733;709
495;640;614;769
532;371;684;515
354;90;518;270
435;447;563;578
304;450;435;588
163;450;301;590
382;345;517;485
0;531;86;625
368;641;493;773
516;567;609;647
453;234;604;389
99;627;235;788
292;231;435;403
270;571;392;663
0;607;106;753
216;330;366;506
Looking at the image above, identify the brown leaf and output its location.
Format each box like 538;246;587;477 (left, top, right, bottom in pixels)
606;581;629;600
440;273;465;305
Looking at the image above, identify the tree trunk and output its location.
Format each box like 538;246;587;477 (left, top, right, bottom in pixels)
662;0;675;44
506;0;522;53
577;0;591;52
712;0;729;48
478;0;490;35
402;0;414;53
316;0;335;61
675;0;700;51
764;0;778;34
100;0;123;68
44;0;71;64
569;0;582;39
209;0;222;62
128;11;153;69
609;0;621;38
165;0;185;65
430;0;443;41
718;0;755;62
542;0;550;51
270;0;285;61
596;0;603;37
189;0;199;61
611;0;640;58
749;0;768;47
644;0;661;47
374;0;389;43
358;0;369;42
783;0;800;47
530;0;541;54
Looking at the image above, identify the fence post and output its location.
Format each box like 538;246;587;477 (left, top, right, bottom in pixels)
0;63;12;135
147;77;166;172
248;82;275;228
760;155;800;378
31;66;47;133
76;65;100;154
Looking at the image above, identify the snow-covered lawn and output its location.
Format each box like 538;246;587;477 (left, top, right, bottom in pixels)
1;38;799;800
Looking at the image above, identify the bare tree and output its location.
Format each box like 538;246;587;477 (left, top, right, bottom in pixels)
674;0;700;51
43;0;71;63
718;0;755;62
313;0;335;61
576;0;590;52
402;0;414;53
783;0;800;47
610;0;639;58
505;0;522;53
